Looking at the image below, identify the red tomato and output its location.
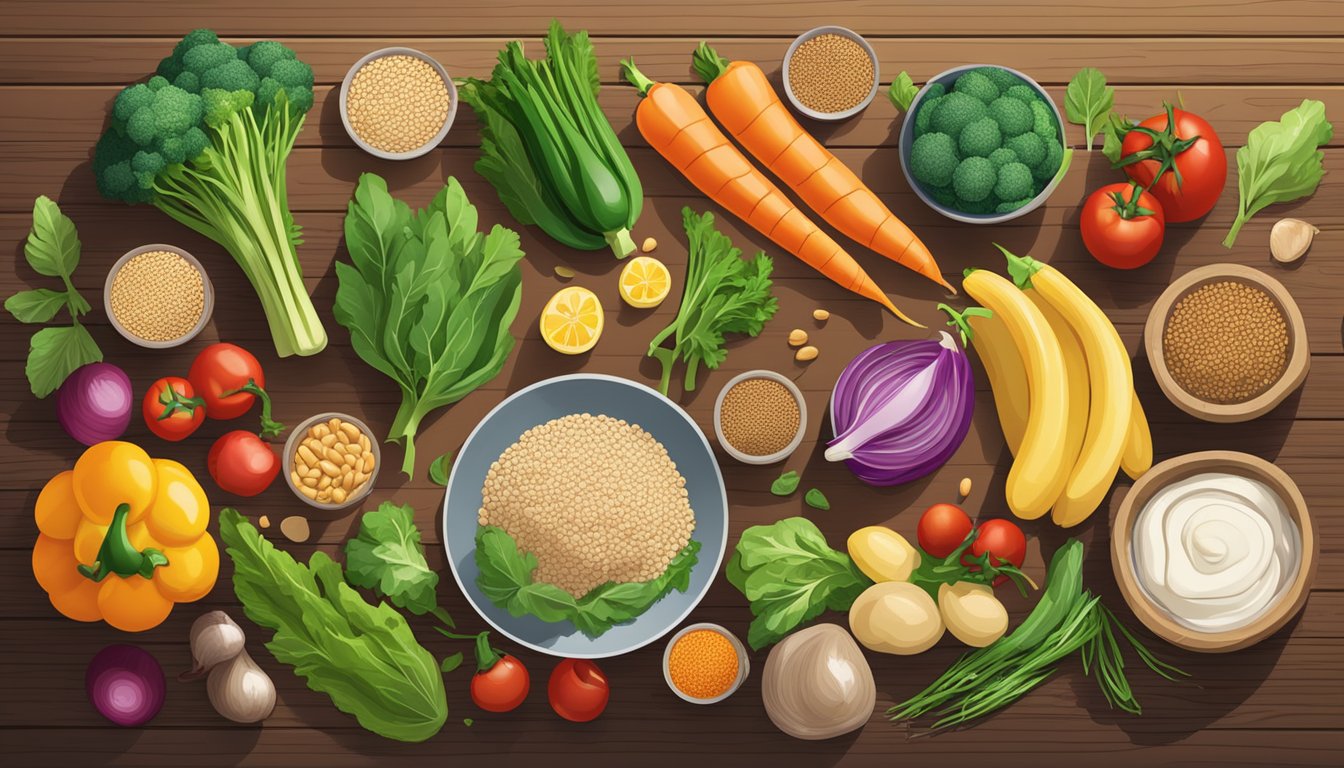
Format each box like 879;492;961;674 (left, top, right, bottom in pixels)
1119;106;1225;222
208;430;279;497
1081;183;1166;269
141;377;205;442
917;503;973;558
970;519;1028;586
548;658;609;723
188;343;267;420
472;654;530;713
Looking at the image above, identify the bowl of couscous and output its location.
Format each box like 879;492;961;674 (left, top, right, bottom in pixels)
104;244;213;348
339;47;457;160
781;26;879;121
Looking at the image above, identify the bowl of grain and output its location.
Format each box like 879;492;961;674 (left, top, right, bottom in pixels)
713;370;807;465
104;244;212;348
663;623;749;704
340;47;457;160
782;27;879;121
283;412;380;510
1145;263;1309;423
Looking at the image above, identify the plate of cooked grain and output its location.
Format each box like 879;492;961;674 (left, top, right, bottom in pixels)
443;373;729;658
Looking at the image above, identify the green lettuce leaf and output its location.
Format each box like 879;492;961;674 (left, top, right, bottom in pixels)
343;502;442;618
1224;99;1333;247
888;71;919;112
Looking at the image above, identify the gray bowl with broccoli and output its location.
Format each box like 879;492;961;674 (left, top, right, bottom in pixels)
899;65;1071;224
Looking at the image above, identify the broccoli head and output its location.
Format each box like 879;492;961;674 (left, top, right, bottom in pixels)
923;82;947;100
988;147;1019;168
925;184;957;208
1005;132;1046;168
957;196;998;215
953;70;999;105
975;67;1024;94
1029;100;1058;141
909;132;960;188
988;96;1033;138
993;162;1035;201
1032;139;1065;182
1005;84;1041;104
914;95;943;135
996;197;1035;214
958;117;1002;158
952;156;996;203
930;92;988;139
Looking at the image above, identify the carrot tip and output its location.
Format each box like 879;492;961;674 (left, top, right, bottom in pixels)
878;295;926;329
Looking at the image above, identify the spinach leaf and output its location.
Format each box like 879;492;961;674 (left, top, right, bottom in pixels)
1224;99;1333;247
770;470;800;496
804;488;830;510
25;323;102;399
344;502;444;619
888;71;919;112
428;451;455;486
1064;68;1115;151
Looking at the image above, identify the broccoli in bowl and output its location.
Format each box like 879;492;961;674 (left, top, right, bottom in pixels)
901;66;1070;221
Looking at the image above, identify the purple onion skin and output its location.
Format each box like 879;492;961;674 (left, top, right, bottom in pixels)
57;362;132;445
829;336;975;487
86;644;166;727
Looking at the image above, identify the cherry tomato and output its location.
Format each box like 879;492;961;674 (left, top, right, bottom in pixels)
207;430;279;497
969;519;1028;586
141;377;205;442
917;503;973;558
548;658;609;723
187;344;282;437
471;654;530;713
1118;105;1225;223
1081;183;1166;269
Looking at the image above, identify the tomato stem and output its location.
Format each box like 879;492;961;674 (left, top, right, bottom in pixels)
221;378;285;438
1111;102;1199;189
1107;181;1158;220
156;383;205;421
435;627;504;673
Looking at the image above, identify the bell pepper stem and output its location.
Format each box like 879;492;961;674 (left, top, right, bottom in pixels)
222;378;285;438
77;503;169;583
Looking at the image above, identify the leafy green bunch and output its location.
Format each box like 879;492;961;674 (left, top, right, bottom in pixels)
92;29;325;357
334;174;525;479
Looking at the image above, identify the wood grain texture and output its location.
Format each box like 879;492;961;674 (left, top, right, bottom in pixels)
2;1;1342;766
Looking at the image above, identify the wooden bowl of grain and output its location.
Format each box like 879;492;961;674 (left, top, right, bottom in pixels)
1144;263;1309;423
340;47;456;160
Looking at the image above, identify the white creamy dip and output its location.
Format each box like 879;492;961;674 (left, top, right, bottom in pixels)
1131;471;1299;632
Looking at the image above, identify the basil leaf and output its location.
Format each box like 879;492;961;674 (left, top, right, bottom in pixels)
770;470;800;496
804;488;830;511
1064;68;1114;151
343;502;443;618
5;288;70;324
440;652;464;673
26;323;102;399
888;71;919;112
24;196;82;280
428;451;454;486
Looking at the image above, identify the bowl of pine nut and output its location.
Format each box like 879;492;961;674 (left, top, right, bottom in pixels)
283;412;380;510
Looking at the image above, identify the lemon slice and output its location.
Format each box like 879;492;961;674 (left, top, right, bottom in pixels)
541;286;604;355
618;256;672;309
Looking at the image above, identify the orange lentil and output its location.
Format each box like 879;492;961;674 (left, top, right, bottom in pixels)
668;629;739;700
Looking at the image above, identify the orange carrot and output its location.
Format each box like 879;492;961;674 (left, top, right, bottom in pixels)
692;43;955;294
621;58;920;326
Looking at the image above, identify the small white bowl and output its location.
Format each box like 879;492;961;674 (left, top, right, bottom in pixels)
662;623;750;704
782;26;880;121
713;370;807;465
104;244;213;349
339;47;457;160
283;412;381;511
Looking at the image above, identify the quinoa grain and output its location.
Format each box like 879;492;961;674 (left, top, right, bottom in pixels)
346;54;451;154
109;250;204;342
1163;280;1288;404
719;378;801;457
788;34;875;114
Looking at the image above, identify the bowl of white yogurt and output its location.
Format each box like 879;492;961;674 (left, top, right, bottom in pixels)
1111;450;1316;652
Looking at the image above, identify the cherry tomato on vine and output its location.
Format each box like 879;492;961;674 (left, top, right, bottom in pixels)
207;430;279;497
1081;182;1166;269
141;376;205;441
968;518;1028;586
471;653;530;713
548;658;609;723
187;343;283;436
917;503;973;558
1117;105;1225;223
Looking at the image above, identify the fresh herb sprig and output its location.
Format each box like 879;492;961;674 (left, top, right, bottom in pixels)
1064;67;1115;151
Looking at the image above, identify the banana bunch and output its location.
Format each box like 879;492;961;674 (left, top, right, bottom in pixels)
950;245;1152;528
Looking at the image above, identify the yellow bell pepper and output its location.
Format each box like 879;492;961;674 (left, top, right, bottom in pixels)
32;441;218;632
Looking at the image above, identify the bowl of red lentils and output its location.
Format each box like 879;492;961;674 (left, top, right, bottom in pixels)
104;244;213;348
713;370;807;465
340;47;457;160
663;622;749;704
782;26;879;121
1145;263;1310;423
283;412;381;510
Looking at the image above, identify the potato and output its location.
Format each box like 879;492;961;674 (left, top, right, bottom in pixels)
938;582;1009;647
847;526;921;583
848;581;944;655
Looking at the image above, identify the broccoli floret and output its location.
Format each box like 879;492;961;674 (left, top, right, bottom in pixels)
988;96;1033;137
923;82;947;100
993;162;1035;201
952;156;996;203
1029;100;1058;141
93;29;324;358
953;70;999;105
958;117;1002;158
1005;132;1046;168
909;132;960;187
930;92;988;139
926;184;957;207
988;147;1018;168
975;67;1024;94
1033;139;1065;182
1005;84;1040;104
956;196;998;215
914;95;943;135
996;197;1035;214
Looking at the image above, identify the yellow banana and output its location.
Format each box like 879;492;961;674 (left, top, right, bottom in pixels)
999;246;1131;528
962;308;1029;456
1121;392;1153;479
962;269;1069;519
1026;289;1089;474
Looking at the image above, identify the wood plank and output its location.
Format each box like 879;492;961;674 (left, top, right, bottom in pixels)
2;1;1341;36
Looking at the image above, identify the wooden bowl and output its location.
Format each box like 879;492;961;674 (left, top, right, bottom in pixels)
1144;263;1309;422
1111;451;1317;652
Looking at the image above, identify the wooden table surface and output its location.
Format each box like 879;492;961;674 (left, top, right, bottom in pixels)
2;1;1342;766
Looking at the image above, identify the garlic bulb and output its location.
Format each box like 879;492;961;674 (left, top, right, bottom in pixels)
1270;218;1318;263
207;649;277;724
761;623;875;740
184;611;246;680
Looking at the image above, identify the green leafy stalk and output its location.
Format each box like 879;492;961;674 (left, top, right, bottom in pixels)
1224;99;1333;247
1064;67;1115;150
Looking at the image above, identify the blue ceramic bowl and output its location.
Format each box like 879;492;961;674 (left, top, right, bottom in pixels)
442;373;728;658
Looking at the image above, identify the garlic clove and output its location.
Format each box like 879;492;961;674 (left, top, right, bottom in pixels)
183;611;247;681
1270;218;1318;263
207;649;276;724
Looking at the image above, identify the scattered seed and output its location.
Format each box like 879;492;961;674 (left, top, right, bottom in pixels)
959;476;973;498
280;515;310;543
795;345;819;362
554;265;577;279
641;237;658;253
258;515;270;529
109;250;205;342
813;308;830;322
788;328;809;347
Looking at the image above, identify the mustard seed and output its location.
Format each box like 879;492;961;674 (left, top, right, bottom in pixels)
1163;280;1288;404
788;33;875;114
347;54;451;154
719;378;801;457
109;249;204;342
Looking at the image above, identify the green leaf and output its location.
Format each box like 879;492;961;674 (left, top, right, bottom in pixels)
770;470;800;496
888;71;919;112
428;451;455;486
1225;99;1333;247
5;288;69;324
25;323;102;398
440;652;464;673
23;196;81;279
343;502;443;618
1064;68;1114;151
1100;113;1130;164
804;488;830;510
